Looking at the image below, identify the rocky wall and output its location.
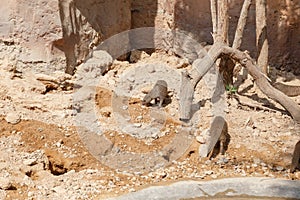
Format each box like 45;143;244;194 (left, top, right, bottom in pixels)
0;0;64;65
0;0;131;74
59;0;131;74
131;0;300;74
0;0;299;74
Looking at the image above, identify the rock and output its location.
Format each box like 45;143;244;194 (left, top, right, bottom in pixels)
251;164;258;168
85;169;97;174
85;51;113;73
204;170;213;175
129;50;150;63
34;170;52;180
105;178;300;200
211;174;218;179
56;139;64;147
127;74;135;83
76;50;113;81
147;65;156;73
217;157;229;164
52;185;65;194
5;112;21;124
136;116;143;120
55;142;62;148
275;166;284;171
28;191;34;197
129;188;136;192
196;135;206;144
133;123;142;128
0;178;14;190
295;172;300;179
253;158;261;164
23;158;38;166
245;116;255;128
284;132;292;136
262;166;268;171
204;160;212;165
195;174;206;179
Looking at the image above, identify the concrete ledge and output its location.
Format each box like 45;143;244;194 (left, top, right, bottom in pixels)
107;177;300;200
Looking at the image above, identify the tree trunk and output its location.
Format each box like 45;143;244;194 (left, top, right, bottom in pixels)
256;0;269;74
232;0;252;87
179;71;194;121
58;0;79;75
215;0;234;86
180;0;300;159
180;43;300;123
179;42;224;120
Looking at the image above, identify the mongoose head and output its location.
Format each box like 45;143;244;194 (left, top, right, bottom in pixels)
155;80;167;88
142;80;168;106
142;93;152;105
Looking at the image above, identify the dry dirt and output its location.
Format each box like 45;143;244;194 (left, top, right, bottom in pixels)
0;47;299;199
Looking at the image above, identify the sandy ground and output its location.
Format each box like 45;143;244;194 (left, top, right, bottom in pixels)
0;49;299;199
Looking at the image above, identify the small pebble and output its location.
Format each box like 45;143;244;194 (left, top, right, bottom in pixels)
261;162;267;167
253;158;261;164
5;112;21;124
205;170;214;175
204;160;212;165
0;178;14;190
196;136;206;144
28;191;34;197
276;166;284;171
23;158;37;166
217;157;229;164
211;174;218;179
294;172;300;179
251;164;258;168
133;123;142;128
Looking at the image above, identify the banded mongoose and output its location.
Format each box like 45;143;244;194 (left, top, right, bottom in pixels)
208;120;230;159
142;80;168;107
290;140;300;173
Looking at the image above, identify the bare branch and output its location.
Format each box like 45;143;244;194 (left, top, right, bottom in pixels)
256;0;268;74
232;0;252;49
180;43;300;123
210;0;218;41
179;43;224;120
223;46;300;122
216;0;229;43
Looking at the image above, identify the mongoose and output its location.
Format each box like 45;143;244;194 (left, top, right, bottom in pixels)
290;140;300;173
208;120;230;159
142;80;168;107
272;82;300;97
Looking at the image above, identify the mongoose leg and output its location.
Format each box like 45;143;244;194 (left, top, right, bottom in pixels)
220;140;225;155
207;148;214;160
159;98;164;107
291;140;300;173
